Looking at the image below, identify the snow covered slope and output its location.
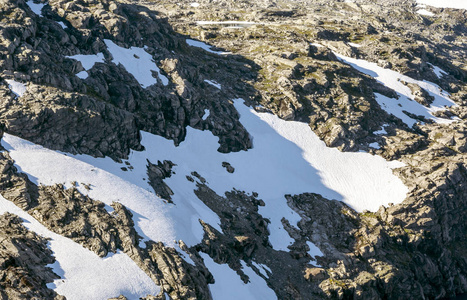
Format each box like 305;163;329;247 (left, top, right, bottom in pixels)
2;97;408;256
334;53;457;127
0;195;160;300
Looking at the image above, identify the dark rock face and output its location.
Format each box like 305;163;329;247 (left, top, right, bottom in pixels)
0;0;253;160
147;159;175;202
0;212;64;300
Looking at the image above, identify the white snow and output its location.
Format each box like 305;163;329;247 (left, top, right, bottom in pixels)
190;2;200;7
186;39;230;55
66;53;105;79
104;39;169;87
200;253;276;300
251;261;270;278
373;125;388;135
347;42;362;48
202;109;210;120
310;42;324;48
416;0;467;9
26;0;45;16
429;63;447;78
1;97;409;252
335;53;457;127
5;79;27;97
1;133;222;248
417;9;435;16
306;241;323;266
57;21;67;29
196;21;257;26
0;195;160;300
204;79;222;89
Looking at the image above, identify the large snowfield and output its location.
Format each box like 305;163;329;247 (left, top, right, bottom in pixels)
1;95;409;298
0;15;423;298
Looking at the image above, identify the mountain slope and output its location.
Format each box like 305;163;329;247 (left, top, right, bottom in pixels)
0;0;466;299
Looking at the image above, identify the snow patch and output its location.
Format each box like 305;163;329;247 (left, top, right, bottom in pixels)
429;63;447;78
190;2;200;7
200;253;276;299
104;39;169;87
373;125;388;135
369;142;380;149
26;0;45;16
416;0;467;9
5;79;27;97
417;9;435;16
66;53;105;79
0;195;160;300
306;241;323;267
335;53;457;127
57;21;67;29
347;42;362;48
202;109;210;120
186;39;230;54
204;79;221;89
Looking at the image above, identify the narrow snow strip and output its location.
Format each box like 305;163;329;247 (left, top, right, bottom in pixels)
416;0;467;9
417;9;435;16
204;79;221;89
5;79;27;97
57;21;67;29
202;109;210;120
26;0;45;16
251;261;269;278
196;21;257;26
310;42;324;48
335;53;457;127
66;53;105;79
104;39;169;86
200;253;277;300
186;39;230;54
347;42;362;48
0;195;160;300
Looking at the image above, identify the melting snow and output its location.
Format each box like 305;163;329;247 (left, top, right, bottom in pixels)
5;79;27;97
416;0;467;9
26;0;45;16
335;53;457;127
104;39;169;87
0;195;160;300
186;39;230;54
